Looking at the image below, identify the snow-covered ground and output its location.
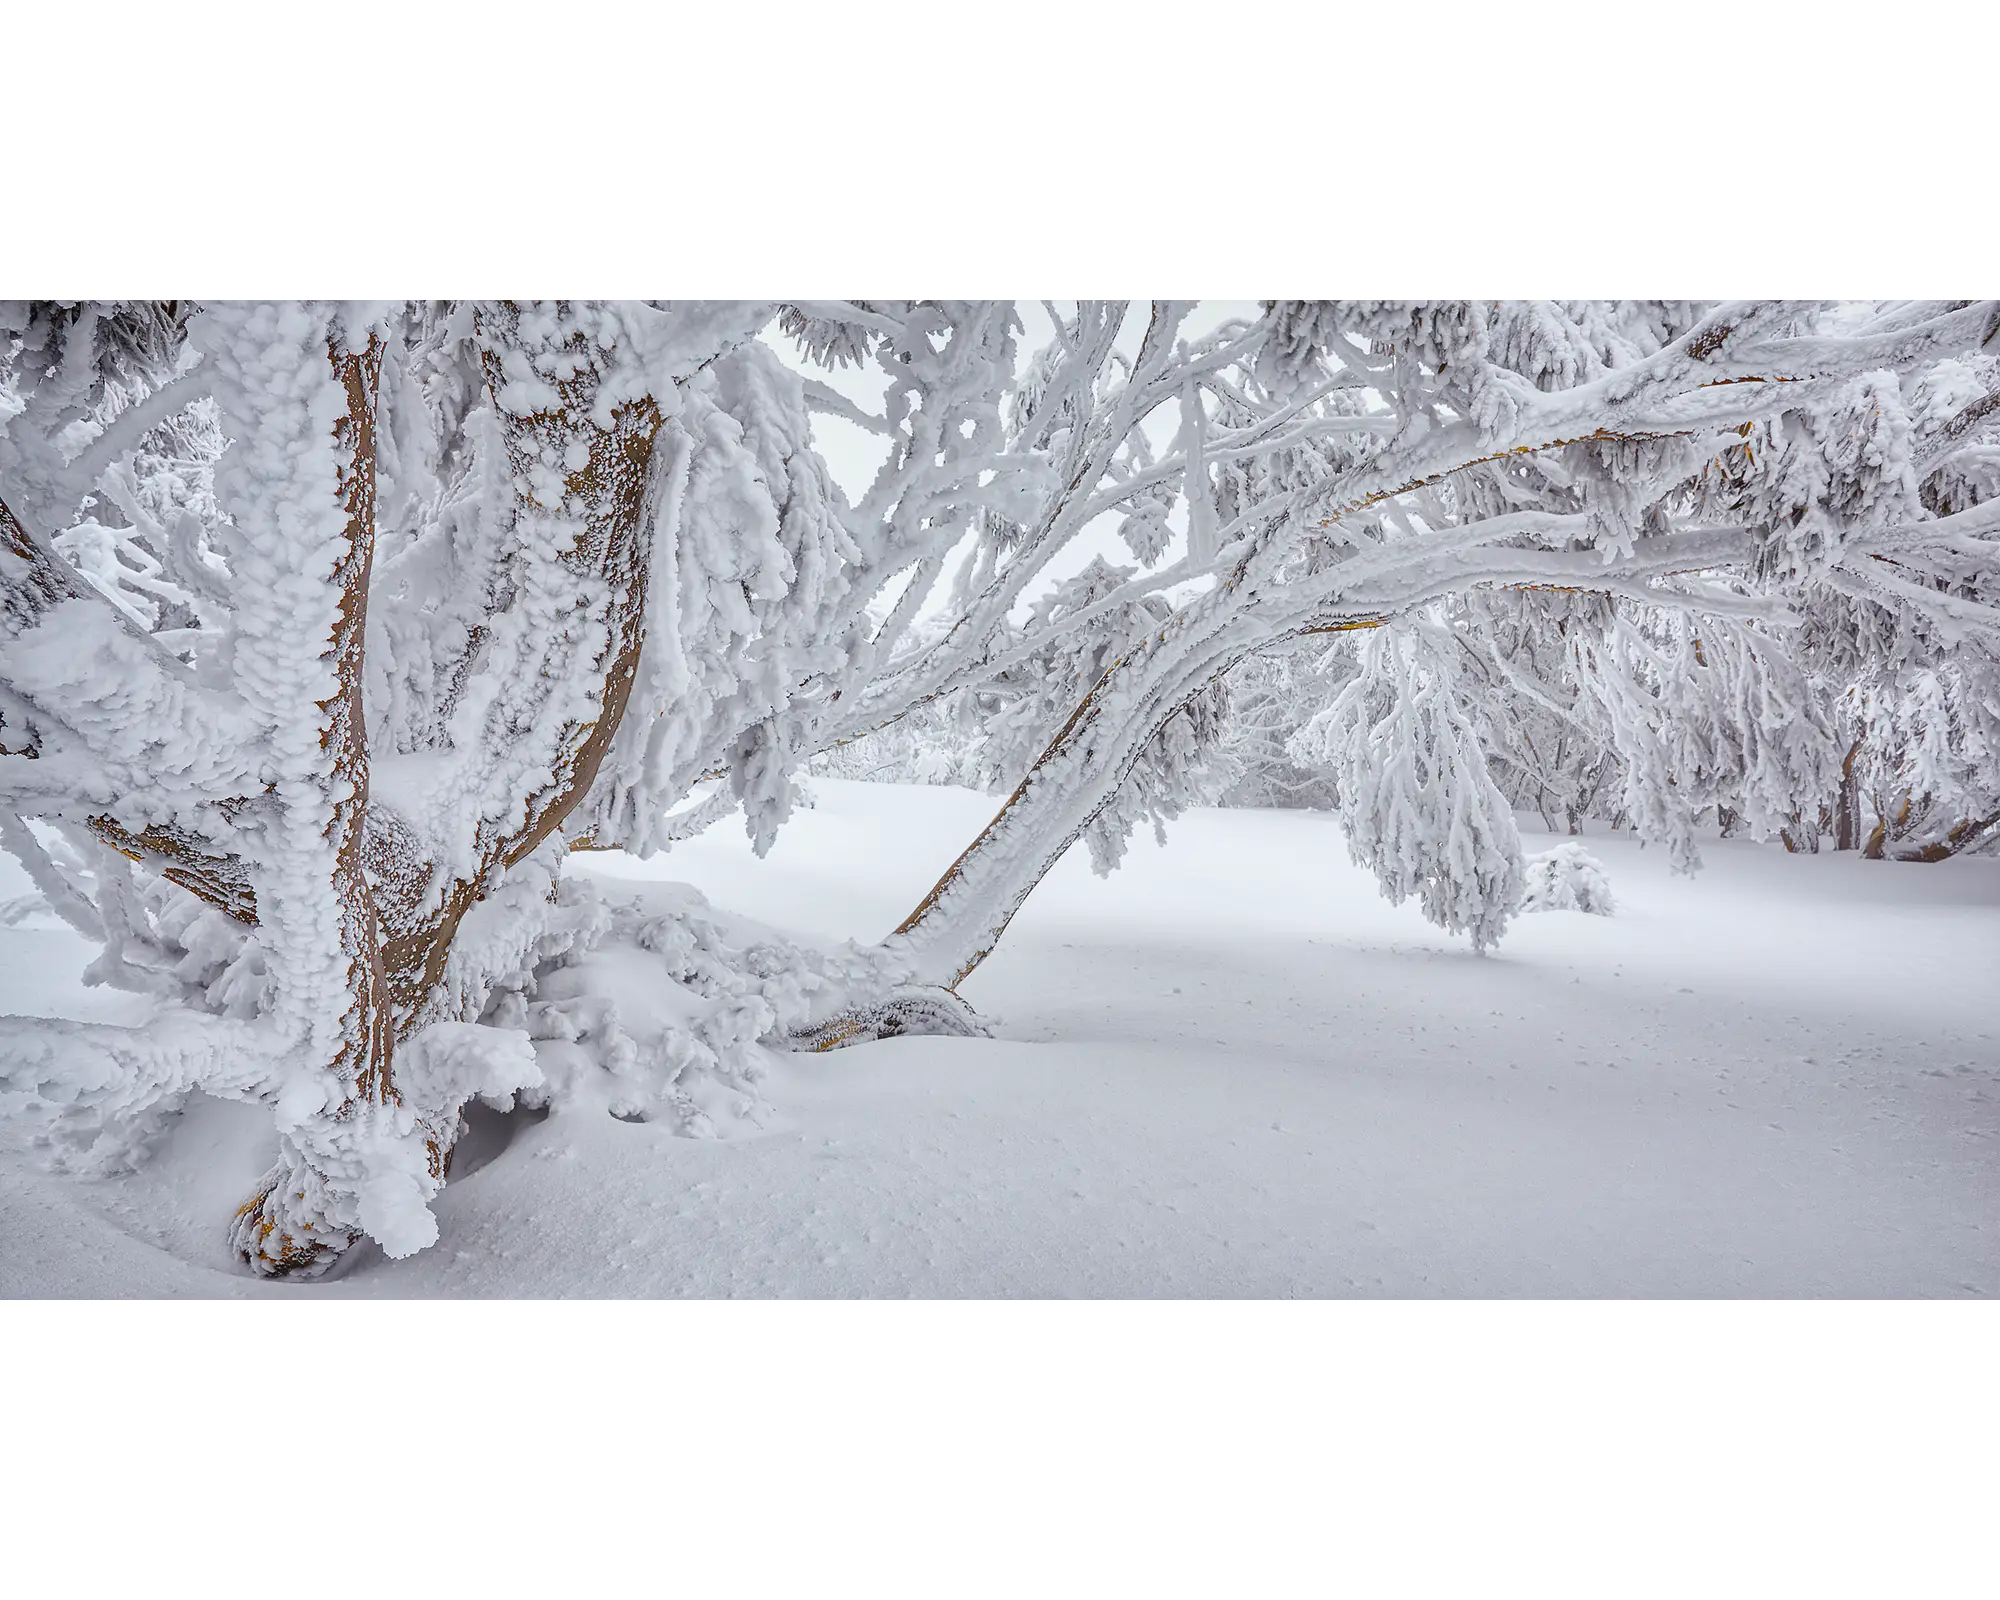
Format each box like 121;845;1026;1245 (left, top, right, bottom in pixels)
4;778;1996;1297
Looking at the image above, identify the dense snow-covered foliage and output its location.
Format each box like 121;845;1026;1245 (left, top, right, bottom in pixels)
5;299;1998;1275
481;874;923;1135
1288;620;1526;950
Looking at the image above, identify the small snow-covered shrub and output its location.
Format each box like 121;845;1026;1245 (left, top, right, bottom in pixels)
1518;843;1617;916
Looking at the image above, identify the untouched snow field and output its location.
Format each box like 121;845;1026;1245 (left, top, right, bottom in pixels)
3;777;1996;1297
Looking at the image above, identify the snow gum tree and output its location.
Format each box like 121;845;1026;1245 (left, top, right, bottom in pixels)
4;299;1998;1276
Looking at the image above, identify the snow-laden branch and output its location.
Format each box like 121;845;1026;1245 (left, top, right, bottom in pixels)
0;809;102;939
1825;557;2000;644
0;493;262;822
0;1010;283;1171
799;376;893;437
46;367;207;511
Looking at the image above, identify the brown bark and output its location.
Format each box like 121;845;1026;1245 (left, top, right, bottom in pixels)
870;384;1784;1000
1892;808;2000;862
5;310;671;1275
86;817;259;924
884;542;1729;992
323;338;391;1099
1834;739;1864;852
1859;789;1996;862
889;616;1389;994
1864;793;1913;860
0;495;94;661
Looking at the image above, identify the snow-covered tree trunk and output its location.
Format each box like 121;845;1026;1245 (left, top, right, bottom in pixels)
882;585;1335;988
1834;738;1865;851
369;304;662;1023
223;329;398;1273
1;302;696;1276
226;307;671;1273
242;306;670;1273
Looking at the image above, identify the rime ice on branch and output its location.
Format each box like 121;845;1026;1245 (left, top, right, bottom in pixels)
5;300;1999;1273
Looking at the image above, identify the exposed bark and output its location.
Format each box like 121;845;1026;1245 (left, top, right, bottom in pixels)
1780;807;1828;854
789;985;988;1052
9;298;1995;1271
0;494;91;660
86;817;259;924
1834;739;1864;852
887;611;1384;989
1861;800;1897;860
855;354;1810;997
1860;801;1999;862
9;310;671;1276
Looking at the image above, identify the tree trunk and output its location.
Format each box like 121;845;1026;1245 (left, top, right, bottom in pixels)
228;335;398;1277
883;610;1380;990
230;311;667;1277
1864;791;1914;860
1834;739;1864;851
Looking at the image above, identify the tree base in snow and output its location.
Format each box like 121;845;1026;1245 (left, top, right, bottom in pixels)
789;986;990;1053
226;1163;361;1280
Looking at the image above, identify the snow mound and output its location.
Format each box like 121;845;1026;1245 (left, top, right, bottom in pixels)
481;875;910;1140
1518;843;1617;916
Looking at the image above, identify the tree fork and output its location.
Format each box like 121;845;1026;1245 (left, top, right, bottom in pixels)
373;305;663;1027
236;312;669;1275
